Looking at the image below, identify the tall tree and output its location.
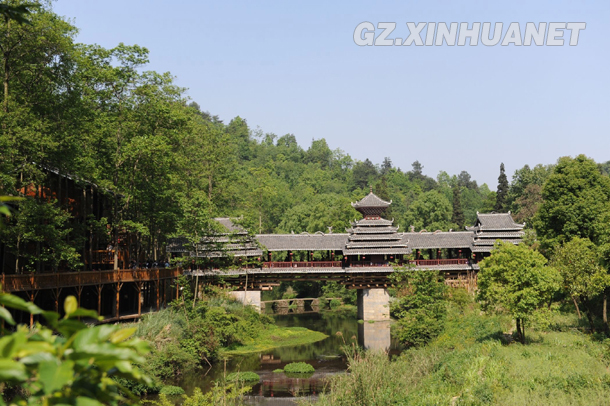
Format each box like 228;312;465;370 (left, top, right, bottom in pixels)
534;155;610;253
495;163;509;212
551;237;609;329
513;184;543;224
380;157;392;175
478;242;560;343
405;190;453;231
352;159;377;190
411;161;423;177
457;170;478;190
451;185;465;228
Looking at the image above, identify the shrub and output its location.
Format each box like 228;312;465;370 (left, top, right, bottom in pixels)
226;371;260;383
330;299;341;310
447;287;472;311
159;385;185;395
113;376;161;396
390;270;447;347
282;286;297;299
283;362;315;374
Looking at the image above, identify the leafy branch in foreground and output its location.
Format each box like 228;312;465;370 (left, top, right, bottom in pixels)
0;287;151;406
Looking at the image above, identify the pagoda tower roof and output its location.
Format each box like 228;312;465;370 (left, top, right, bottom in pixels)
351;190;392;217
344;190;408;256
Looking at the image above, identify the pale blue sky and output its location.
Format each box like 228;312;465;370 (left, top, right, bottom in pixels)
54;0;609;186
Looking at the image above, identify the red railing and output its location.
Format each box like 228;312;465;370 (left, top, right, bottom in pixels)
1;268;181;293
263;261;342;269
349;261;390;267
347;259;469;268
411;259;469;266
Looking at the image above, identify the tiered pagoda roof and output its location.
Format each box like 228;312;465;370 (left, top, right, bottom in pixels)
167;208;526;258
343;191;409;256
167;218;263;258
466;212;525;253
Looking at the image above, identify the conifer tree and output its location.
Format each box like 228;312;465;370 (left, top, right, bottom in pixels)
495;163;509;212
452;185;465;228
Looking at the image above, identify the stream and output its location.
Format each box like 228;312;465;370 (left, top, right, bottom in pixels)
169;309;402;405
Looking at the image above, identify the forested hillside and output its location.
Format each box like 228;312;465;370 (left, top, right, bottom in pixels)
0;3;608;271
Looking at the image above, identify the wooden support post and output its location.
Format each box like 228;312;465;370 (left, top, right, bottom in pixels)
96;285;103;316
136;282;142;317
76;285;83;307
29;291;34;327
155;281;160;311
115;282;123;319
52;287;63;313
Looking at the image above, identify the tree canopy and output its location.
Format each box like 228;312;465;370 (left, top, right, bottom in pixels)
477;242;560;342
534;155;610;253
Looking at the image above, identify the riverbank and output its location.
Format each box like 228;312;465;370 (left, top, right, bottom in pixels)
223;325;328;355
308;304;610;405
126;284;329;397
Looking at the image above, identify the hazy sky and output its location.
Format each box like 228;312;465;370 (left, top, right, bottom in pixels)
54;0;609;186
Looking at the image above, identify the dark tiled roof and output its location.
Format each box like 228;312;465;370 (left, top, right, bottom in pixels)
167;237;189;253
347;226;399;234
351;218;395;227
466;213;525;231
346;241;409;248
256;233;347;251
348;234;403;241
474;231;525;239
343;248;410;255
403;231;474;249
215;217;248;233
473;239;521;246
351;192;391;209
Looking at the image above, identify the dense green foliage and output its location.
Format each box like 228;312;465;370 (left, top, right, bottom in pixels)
495;163;509;212
0;2;506;273
478;242;560;342
311;304;610;406
551;237;610;331
390;270;448;346
1;2;609;279
146;386;249;406
132;277;274;384
0;290;151;405
225;371;260;383
534;155;610;254
283;362;315;374
158;385;185;396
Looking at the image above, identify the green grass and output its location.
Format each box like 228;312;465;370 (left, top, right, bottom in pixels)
311;304;610;406
225;371;260;383
322;304;357;314
222;325;328;355
284;362;315;374
159;385;185;395
273;369;284;373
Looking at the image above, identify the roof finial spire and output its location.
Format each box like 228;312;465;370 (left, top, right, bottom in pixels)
369;186;373;194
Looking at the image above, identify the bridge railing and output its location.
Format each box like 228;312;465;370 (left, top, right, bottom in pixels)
349;261;390;267
263;261;342;268
411;259;469;266
1;268;182;293
347;259;470;268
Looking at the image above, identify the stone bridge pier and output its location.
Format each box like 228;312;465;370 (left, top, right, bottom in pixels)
357;288;390;321
358;320;391;351
229;290;261;311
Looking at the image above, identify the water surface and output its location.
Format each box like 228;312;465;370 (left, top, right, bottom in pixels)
171;310;401;405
